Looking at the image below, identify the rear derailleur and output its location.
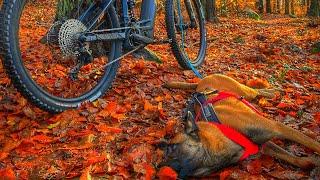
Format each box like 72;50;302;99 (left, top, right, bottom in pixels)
69;43;93;80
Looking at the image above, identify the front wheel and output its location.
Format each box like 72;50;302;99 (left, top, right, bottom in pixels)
165;0;207;69
0;0;122;113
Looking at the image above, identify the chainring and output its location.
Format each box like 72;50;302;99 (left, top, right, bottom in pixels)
58;19;87;56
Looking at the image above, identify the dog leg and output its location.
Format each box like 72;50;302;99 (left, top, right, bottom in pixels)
274;122;320;154
163;82;198;90
257;89;277;99
262;142;318;169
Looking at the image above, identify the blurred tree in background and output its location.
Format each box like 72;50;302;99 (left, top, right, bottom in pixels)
0;0;318;19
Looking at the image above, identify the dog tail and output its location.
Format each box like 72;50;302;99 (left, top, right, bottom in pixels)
163;82;198;90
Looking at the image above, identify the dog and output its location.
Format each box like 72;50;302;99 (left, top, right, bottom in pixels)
160;74;320;178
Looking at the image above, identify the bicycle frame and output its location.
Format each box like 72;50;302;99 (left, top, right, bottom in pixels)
78;0;157;42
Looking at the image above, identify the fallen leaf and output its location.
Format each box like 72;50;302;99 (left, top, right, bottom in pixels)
0;167;16;180
144;100;157;111
95;124;122;134
157;166;177;180
246;78;270;89
32;134;53;144
80;166;92;180
246;159;262;175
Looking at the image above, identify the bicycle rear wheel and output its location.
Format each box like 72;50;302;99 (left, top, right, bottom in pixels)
165;0;207;69
0;0;122;113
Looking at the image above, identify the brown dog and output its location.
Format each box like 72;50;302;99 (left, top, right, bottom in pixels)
161;74;320;178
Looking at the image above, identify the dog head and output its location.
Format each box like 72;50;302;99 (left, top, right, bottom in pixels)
159;112;242;178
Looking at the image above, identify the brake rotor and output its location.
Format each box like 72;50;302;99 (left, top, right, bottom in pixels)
58;19;87;56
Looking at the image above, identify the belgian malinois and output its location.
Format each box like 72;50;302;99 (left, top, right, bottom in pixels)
161;74;320;178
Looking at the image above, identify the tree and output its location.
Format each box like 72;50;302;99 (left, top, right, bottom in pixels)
308;0;320;16
257;0;264;13
201;0;219;23
285;0;290;14
290;0;295;15
276;0;281;13
266;0;272;13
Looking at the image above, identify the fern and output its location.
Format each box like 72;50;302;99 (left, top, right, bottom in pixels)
57;0;93;19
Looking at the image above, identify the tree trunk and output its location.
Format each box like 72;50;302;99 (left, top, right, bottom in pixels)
257;0;264;13
285;0;290;14
201;0;219;23
266;0;272;13
308;0;320;16
290;0;295;15
276;0;281;13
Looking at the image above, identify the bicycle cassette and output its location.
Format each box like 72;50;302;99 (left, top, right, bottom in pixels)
58;19;87;56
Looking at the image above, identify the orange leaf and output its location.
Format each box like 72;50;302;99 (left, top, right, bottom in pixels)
173;95;184;101
86;155;106;166
0;152;9;161
144;100;157;111
158;102;166;118
95;124;122;134
155;96;164;102
258;98;272;107
246;78;270;89
0;167;16;180
98;109;110;118
157;166;177;180
187;77;201;83
106;101;117;112
32;134;53;144
80;166;92;180
296;99;305;105
276;102;291;109
110;113;126;120
143;163;155;180
165;119;177;135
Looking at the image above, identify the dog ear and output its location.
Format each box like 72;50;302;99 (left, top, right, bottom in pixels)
185;111;199;140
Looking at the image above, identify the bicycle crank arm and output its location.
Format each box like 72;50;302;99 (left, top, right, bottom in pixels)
79;32;126;42
132;34;154;44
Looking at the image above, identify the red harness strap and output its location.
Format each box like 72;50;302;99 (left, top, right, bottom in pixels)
206;91;263;116
195;91;261;161
210;122;259;160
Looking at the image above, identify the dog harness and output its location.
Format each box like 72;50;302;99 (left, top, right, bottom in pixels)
185;91;260;161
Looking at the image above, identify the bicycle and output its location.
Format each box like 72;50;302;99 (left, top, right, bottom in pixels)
0;0;207;113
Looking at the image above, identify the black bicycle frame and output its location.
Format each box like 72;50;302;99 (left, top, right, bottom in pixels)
78;0;157;42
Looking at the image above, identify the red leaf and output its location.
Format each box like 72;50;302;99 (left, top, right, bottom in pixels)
106;101;117;112
86;155;106;166
95;124;122;134
276;102;291;109
246;159;262;175
32;134;53;144
157;166;177;180
0;167;16;180
143;163;155;180
220;169;233;180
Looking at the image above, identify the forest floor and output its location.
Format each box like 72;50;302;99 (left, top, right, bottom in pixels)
0;14;319;179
